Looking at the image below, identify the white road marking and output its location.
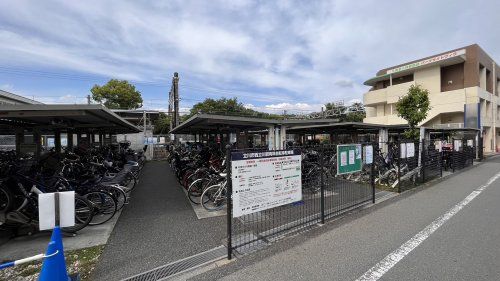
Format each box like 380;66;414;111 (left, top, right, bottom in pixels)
356;170;500;281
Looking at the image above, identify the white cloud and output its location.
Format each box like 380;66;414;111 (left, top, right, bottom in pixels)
0;84;14;91
245;102;324;114
0;0;499;107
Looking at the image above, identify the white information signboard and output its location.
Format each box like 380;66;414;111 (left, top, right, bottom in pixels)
406;143;415;158
231;150;302;218
364;145;373;164
454;140;462;151
467;139;473;147
400;143;407;158
435;140;442;152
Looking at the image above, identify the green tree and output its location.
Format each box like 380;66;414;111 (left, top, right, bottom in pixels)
395;84;431;140
186;97;283;120
91;79;143;109
153;112;171;134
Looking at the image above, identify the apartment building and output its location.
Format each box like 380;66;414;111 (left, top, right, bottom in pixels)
363;44;500;153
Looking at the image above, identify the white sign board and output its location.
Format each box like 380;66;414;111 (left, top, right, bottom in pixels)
400;143;407;158
38;193;55;231
454;140;462;151
435;140;442;152
340;151;347;166
467;139;473;147
231;150;302;218
59;192;75;227
38;191;75;230
364;145;373;164
348;150;355;165
406;143;415;158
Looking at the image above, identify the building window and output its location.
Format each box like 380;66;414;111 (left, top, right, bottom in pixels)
392;74;414;85
496;78;500;96
440;63;464;92
479;64;486;90
486;69;493;93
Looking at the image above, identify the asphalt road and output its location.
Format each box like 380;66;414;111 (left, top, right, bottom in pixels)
190;156;500;281
92;161;225;281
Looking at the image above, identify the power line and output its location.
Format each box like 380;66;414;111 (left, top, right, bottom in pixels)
0;66;312;104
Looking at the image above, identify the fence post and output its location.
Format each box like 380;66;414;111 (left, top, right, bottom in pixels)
478;136;484;161
439;140;443;178
421;139;426;183
319;145;325;224
452;139;456;173
225;145;232;260
397;141;402;193
371;143;375;204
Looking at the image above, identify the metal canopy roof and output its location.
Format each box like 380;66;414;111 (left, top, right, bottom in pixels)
170;114;341;134
0;89;44;105
0;104;141;134
287;122;407;134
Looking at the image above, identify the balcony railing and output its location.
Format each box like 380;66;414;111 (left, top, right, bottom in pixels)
430;123;464;129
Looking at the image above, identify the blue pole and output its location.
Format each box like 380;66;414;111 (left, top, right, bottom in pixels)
0;261;15;270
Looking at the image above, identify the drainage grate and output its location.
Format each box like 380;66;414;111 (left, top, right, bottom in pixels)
122;245;227;281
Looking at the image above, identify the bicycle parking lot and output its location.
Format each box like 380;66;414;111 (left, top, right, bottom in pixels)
0;108;486;280
166;114;485;263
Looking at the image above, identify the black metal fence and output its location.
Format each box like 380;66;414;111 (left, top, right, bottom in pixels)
421;139;442;182
225;138;480;259
227;143;375;258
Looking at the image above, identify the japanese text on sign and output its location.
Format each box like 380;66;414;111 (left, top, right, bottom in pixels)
231;150;302;217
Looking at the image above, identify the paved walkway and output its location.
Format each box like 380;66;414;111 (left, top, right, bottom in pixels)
191;156;500;281
92;161;225;281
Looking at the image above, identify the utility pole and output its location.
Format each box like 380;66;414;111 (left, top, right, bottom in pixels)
87;95;91;105
168;90;173;131
173;72;180;128
168;72;180;143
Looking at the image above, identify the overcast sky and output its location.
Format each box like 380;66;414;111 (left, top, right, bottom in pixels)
0;0;499;113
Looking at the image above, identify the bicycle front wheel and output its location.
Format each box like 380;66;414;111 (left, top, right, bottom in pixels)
188;178;209;205
84;191;117;225
0;185;13;213
201;184;226;211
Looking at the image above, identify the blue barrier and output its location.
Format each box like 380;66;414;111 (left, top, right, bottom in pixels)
0;226;79;281
0;252;57;270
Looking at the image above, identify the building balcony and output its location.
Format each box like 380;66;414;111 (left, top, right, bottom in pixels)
364;114;406;125
430;123;465;129
364;81;413;106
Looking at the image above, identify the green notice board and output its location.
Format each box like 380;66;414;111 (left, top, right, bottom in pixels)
337;144;362;175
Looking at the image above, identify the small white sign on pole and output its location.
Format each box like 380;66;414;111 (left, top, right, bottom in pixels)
364;145;373;164
400;143;407;158
59;191;75;228
38;191;75;231
406;143;415;158
454;140;462;151
38;193;56;231
435;140;442;152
